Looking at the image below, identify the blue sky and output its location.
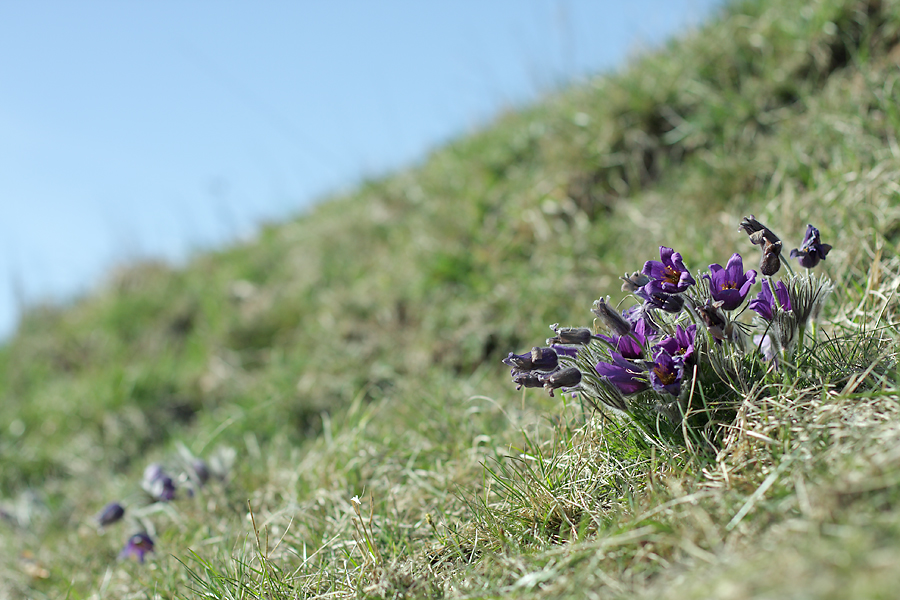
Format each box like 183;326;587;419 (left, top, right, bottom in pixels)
0;1;723;338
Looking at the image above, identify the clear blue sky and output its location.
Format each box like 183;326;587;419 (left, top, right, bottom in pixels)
0;1;724;338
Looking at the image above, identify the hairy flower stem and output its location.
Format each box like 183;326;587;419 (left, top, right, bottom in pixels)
797;321;807;356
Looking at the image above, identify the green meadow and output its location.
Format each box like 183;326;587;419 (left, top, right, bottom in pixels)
3;0;900;597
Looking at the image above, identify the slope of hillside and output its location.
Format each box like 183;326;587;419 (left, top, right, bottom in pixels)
2;0;900;597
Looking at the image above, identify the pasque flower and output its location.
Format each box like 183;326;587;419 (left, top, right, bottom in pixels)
503;346;559;372
546;324;595;345
641;288;685;313
740;215;783;276
748;279;791;321
597;310;656;360
703;253;757;311
120;532;154;563
511;370;544;390
648;350;684;396
790;224;832;268
697;299;731;341
96;502;125;527
642;246;695;294
591;298;632;336
653;324;696;366
620;271;651;293
142;464;176;502
542;367;582;397
595;352;648;395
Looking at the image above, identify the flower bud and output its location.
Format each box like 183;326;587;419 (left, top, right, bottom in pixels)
542;367;582;397
96;502;125;527
590;299;632;336
546;324;594;345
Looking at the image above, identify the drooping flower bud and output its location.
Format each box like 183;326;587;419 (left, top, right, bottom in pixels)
697;299;731;341
96;502;125;527
546;324;594;345
620;271;651;293
739;215;782;276
542;367;582;397
502;347;559;372
591;298;632;337
511;370;544;390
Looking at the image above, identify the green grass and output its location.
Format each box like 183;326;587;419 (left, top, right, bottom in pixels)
3;0;900;597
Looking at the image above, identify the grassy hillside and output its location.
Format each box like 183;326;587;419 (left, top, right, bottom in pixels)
3;0;900;597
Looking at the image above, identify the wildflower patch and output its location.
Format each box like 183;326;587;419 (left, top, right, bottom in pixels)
503;215;838;449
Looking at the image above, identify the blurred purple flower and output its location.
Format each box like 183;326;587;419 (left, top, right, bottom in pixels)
622;305;661;337
143;464;176;502
96;502;125;527
790;224;832;268
120;532;154;563
703;253;757;311
649;350;684;396
191;459;210;486
595;352;648;395
642;246;695;294
748;279;792;321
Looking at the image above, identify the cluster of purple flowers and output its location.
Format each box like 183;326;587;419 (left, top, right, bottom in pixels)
503;216;833;415
94;458;212;563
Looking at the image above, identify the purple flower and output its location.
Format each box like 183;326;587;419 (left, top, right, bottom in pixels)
790;224;832;268
142;464;177;502
653;324;696;366
649;350;684;396
595;352;648;395
630;309;659;337
703;253;757;311
96;502;125;527
120;532;154;563
748;280;791;321
642;246;696;295
503;346;559;372
622;305;660;336
598;332;643;360
597;314;654;360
